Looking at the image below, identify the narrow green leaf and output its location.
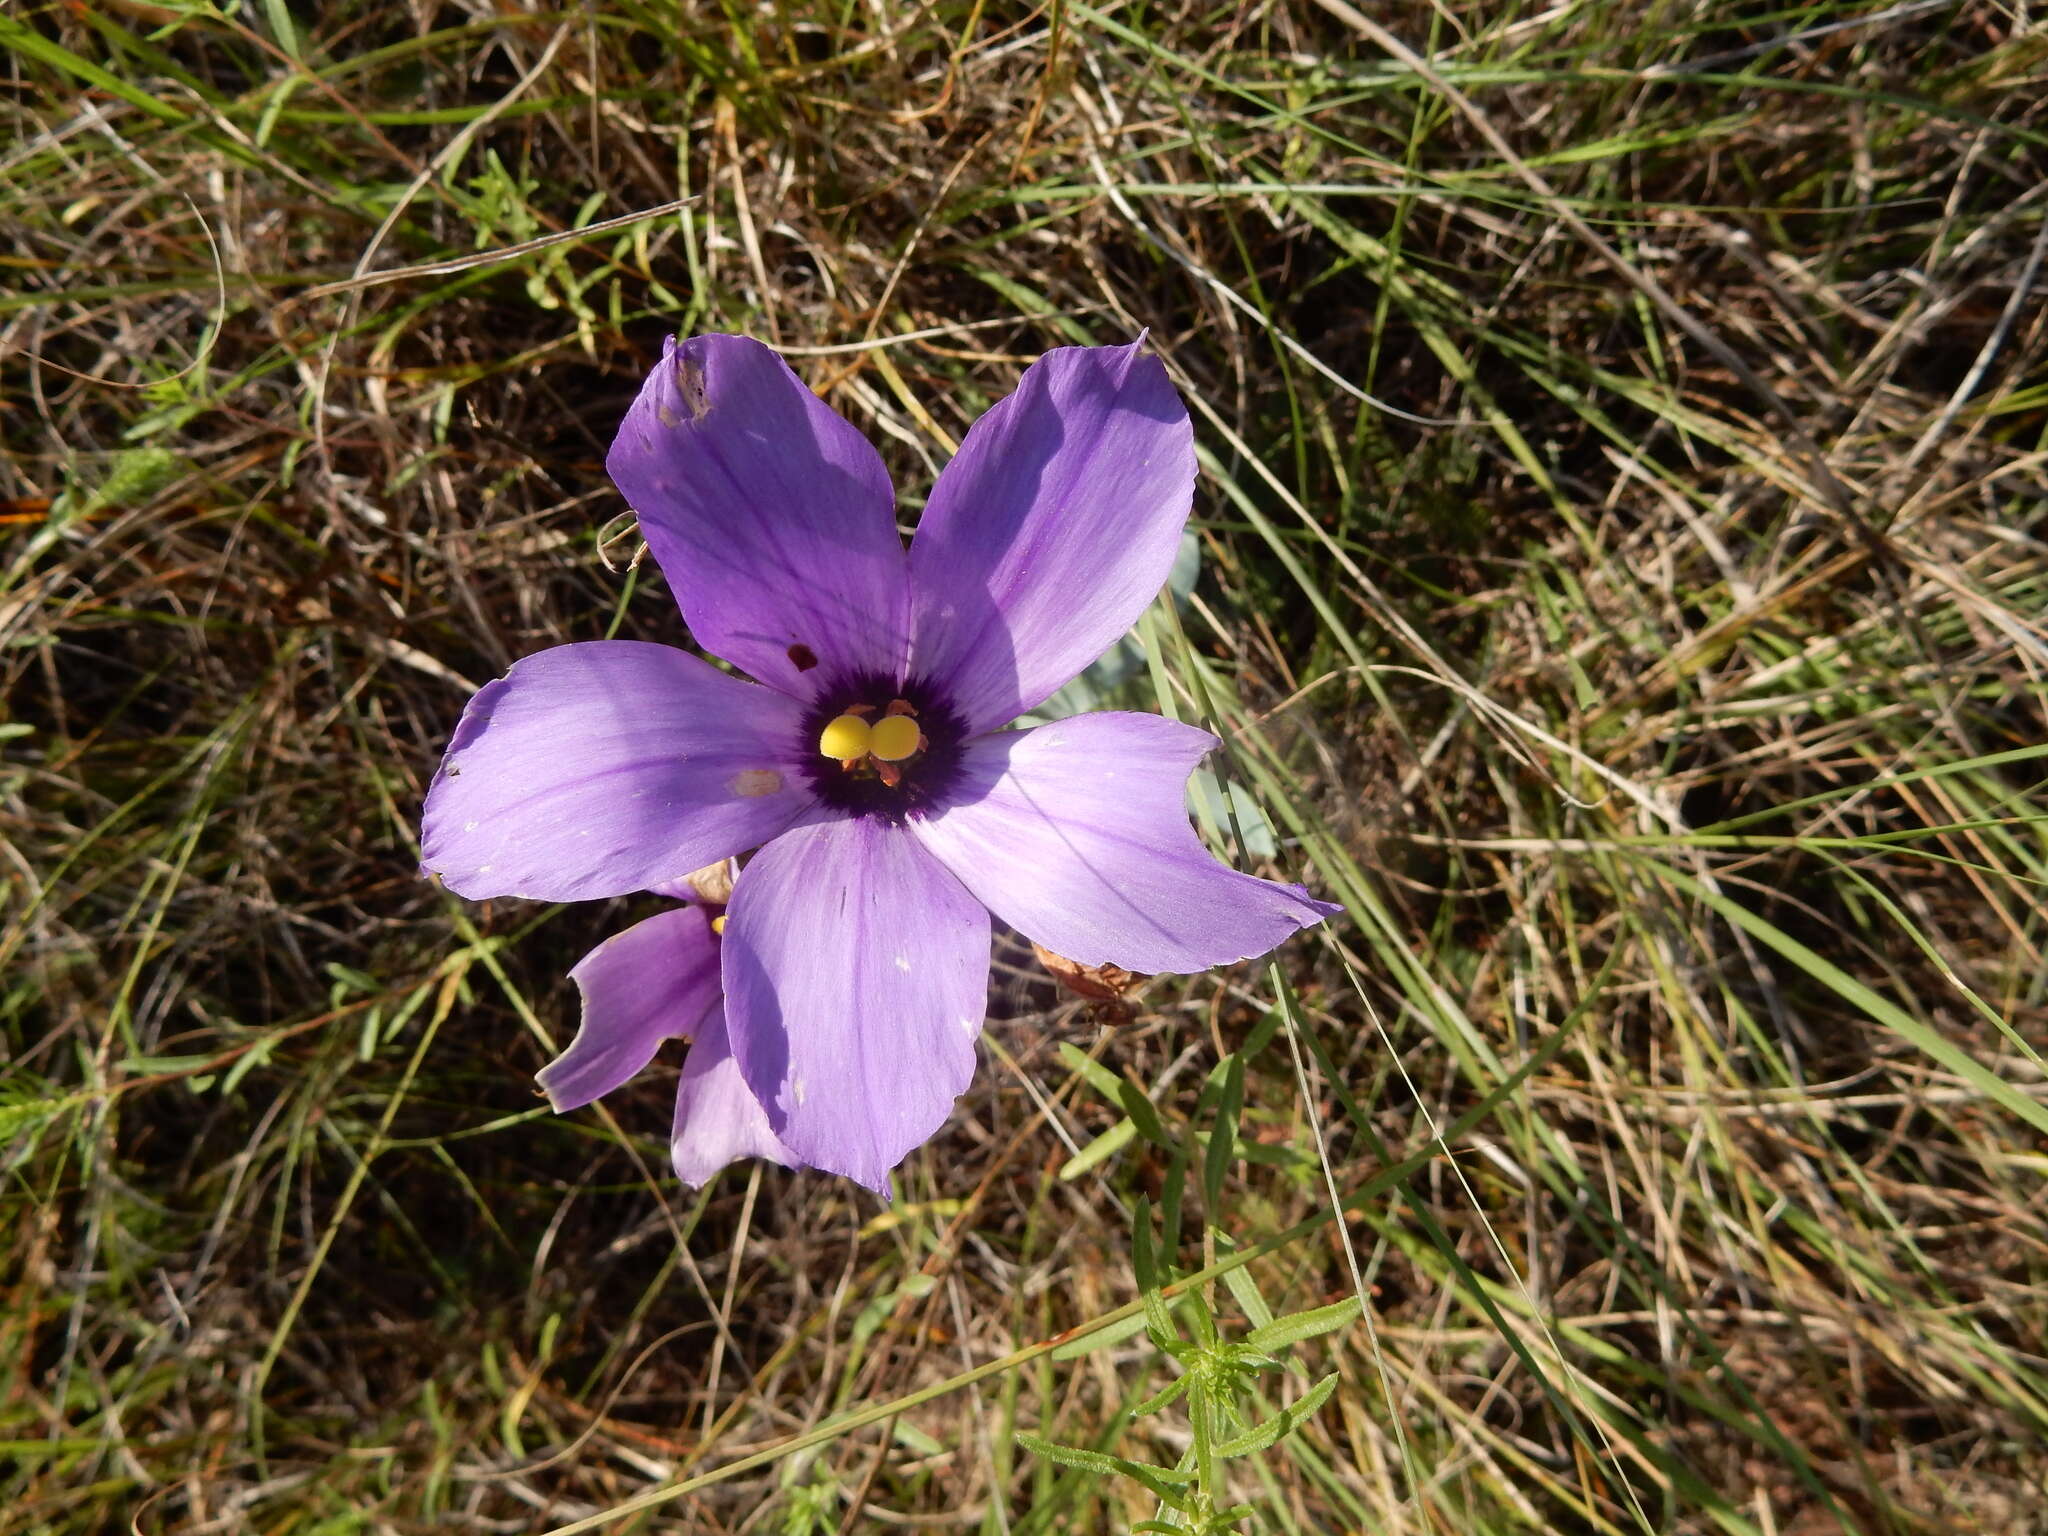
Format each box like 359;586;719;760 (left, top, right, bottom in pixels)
1132;1197;1176;1350
1214;1372;1341;1458
1049;1309;1149;1361
1058;1116;1137;1180
1159;1144;1189;1255
1132;1194;1159;1291
1244;1297;1363;1352
1055;1041;1125;1103
1202;1054;1245;1209
1128;1373;1191;1419
0;1091;91;1142
1220;1255;1276;1331
1015;1433;1192;1503
1114;1075;1171;1149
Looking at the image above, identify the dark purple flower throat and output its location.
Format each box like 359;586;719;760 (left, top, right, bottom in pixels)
798;671;968;824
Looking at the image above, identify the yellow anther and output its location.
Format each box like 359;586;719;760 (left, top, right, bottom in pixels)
710;915;727;935
869;714;921;762
817;713;873;761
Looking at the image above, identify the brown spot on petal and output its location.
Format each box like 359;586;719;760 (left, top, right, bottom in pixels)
681;859;736;904
675;351;711;422
787;643;818;672
729;769;784;798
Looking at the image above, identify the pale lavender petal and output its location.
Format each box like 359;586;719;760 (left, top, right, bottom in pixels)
539;906;721;1112
910;713;1338;974
422;641;812;901
722;818;992;1193
671;1004;800;1187
607;334;912;697
907;342;1196;733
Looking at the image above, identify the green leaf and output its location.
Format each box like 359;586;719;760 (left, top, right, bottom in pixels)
1189;769;1277;858
324;961;381;997
1132;1197;1177;1350
1055;1041;1124;1102
1214;1372;1341;1458
118;1052;218;1075
1128;1372;1191;1418
1015;1432;1193;1504
1050;1308;1152;1360
89;448;186;512
1219;1250;1276;1331
1113;1075;1171;1149
1053;1044;1175;1150
1202;1054;1245;1209
1244;1297;1362;1352
1058;1116;1137;1180
219;1033;277;1096
0;1090;91;1142
258;0;303;58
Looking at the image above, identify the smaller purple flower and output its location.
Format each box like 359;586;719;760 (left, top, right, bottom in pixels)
537;891;797;1186
424;334;1338;1192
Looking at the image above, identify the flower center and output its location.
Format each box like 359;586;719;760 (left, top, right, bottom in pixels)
816;700;926;786
798;673;966;823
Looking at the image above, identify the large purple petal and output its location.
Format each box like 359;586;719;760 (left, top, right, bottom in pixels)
722;818;991;1193
538;906;721;1112
607;334;912;697
910;713;1338;973
671;1004;800;1187
422;641;812;901
907;342;1196;733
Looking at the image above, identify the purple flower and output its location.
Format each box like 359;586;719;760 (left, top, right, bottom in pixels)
536;893;798;1186
423;335;1338;1192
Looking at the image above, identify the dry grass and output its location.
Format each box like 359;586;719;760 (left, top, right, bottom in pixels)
4;1;2048;1531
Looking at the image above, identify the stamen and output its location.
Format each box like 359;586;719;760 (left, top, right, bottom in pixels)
710;915;727;935
817;713;873;761
795;673;964;822
869;714;921;762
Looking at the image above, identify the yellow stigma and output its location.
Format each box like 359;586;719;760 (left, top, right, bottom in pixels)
869;714;921;762
817;713;872;761
710;914;726;935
